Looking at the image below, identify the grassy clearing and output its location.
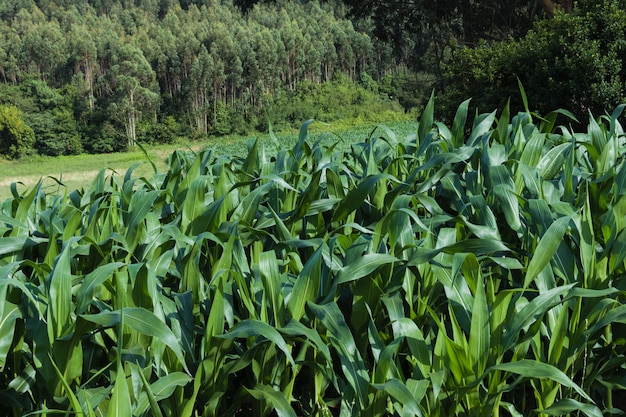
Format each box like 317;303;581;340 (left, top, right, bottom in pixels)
0;120;416;201
1;100;625;416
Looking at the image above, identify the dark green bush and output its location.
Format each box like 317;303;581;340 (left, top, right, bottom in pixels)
28;110;82;156
0;104;35;159
440;0;626;122
267;76;404;130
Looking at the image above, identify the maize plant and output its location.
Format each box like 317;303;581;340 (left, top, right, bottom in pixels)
1;93;625;416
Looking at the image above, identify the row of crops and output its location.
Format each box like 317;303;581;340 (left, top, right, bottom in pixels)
1;93;625;416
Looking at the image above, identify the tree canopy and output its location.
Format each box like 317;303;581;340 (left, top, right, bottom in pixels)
440;0;626;121
0;0;403;156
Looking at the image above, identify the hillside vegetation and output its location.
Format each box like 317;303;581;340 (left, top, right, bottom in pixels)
0;0;410;158
1;96;625;415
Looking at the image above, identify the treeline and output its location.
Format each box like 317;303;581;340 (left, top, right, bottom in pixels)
440;0;626;122
0;0;408;158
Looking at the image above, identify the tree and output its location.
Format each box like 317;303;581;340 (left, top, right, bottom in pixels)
185;45;213;134
440;0;626;121
68;24;97;110
0;104;35;159
343;0;554;75
22;20;68;83
106;44;160;147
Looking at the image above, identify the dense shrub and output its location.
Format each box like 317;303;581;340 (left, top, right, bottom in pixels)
0;104;35;159
440;0;626;122
28;109;83;156
268;75;404;130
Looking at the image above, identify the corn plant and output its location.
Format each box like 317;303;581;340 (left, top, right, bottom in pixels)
1;94;625;416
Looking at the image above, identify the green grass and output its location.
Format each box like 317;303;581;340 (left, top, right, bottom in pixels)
1;100;625;416
0;120;417;201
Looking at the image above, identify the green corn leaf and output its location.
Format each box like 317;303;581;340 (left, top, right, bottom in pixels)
126;189;161;244
547;299;569;367
181;175;209;231
218;319;295;366
372;379;425;417
519;164;542;197
608;104;626;138
280;320;332;363
332;174;395;222
608;228;626;274
135;371;192;416
245;384;297;417
292;119;314;160
518;78;529;114
491;360;593;403
587;112;607;157
0;301;21;371
577;188;596;285
502;284;575;352
81;308;188;373
524;215;571;288
537;143;570;180
417;91;435;145
443;238;509;255
335;253;398;286
76;262;126;314
615;161;626;197
258;250;285;327
468;111;496;147
500;401;524;417
540;398;602;417
308;301;370;408
48;352;85;417
135;365;164;417
388;318;431;378
107;362;131;417
541;109;578;134
451;98;471;148
48;236;81;341
495;99;510;144
288;245;323;321
0;236;47;257
13;180;41;232
519;132;546;167
469;271;490;375
586;303;626;336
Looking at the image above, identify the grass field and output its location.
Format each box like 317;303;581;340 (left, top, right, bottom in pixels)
0;120;417;201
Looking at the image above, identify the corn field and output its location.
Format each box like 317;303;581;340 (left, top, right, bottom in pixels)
1;94;626;416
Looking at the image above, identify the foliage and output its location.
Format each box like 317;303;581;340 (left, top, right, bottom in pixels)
1;95;626;415
0;104;35;159
268;75;405;130
27;109;83;156
0;0;414;155
441;0;626;122
344;0;545;75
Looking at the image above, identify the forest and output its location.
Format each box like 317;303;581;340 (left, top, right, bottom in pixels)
0;0;411;158
4;0;621;160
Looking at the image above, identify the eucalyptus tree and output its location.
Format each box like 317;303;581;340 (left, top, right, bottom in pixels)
185;45;213;134
22;20;67;83
104;43;160;147
67;24;97;110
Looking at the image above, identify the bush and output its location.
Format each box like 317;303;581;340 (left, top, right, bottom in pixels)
440;0;626;122
137;116;183;145
0;104;35;159
28;109;82;156
267;76;405;130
